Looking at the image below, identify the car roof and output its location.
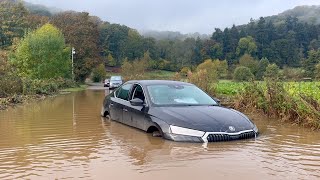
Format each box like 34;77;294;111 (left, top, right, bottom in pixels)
126;80;193;86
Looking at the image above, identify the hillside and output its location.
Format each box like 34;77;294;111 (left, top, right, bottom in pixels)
141;30;209;40
266;5;320;25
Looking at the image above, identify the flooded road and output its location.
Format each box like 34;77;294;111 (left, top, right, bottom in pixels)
0;89;320;180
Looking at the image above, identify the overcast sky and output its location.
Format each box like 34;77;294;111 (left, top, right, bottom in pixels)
25;0;320;34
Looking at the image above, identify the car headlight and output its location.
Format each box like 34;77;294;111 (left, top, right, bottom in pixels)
170;125;205;137
253;124;259;133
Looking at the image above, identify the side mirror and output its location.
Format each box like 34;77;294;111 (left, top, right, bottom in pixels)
130;98;144;106
213;98;221;105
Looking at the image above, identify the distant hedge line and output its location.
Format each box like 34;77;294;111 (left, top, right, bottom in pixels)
0;74;77;98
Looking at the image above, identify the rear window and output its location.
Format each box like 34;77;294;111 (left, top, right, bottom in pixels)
111;76;122;81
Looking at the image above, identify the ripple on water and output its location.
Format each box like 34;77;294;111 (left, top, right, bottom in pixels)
0;90;320;179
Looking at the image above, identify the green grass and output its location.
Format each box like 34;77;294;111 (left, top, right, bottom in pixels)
215;80;246;96
60;85;88;92
215;80;320;101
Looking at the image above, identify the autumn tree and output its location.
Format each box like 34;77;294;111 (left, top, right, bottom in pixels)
11;23;71;79
0;0;28;47
52;11;101;82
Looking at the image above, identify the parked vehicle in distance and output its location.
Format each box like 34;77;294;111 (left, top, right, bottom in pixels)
101;80;258;143
104;79;110;87
109;76;123;89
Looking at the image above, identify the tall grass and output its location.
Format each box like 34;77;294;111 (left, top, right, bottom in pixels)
234;80;320;129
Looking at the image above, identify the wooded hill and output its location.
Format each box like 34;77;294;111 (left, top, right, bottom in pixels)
1;0;320;81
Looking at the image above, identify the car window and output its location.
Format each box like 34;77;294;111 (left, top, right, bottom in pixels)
116;83;132;101
110;76;122;81
147;84;217;106
131;85;145;102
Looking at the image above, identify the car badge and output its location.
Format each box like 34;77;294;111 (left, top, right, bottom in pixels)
229;126;235;132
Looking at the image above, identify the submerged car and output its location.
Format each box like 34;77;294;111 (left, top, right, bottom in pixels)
109;76;123;89
101;80;258;143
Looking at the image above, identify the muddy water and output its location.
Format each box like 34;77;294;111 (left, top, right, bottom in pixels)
0;89;320;180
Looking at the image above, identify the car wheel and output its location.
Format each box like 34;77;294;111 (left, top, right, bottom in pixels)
105;114;111;120
152;131;162;137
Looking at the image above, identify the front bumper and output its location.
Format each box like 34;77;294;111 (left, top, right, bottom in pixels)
164;130;258;143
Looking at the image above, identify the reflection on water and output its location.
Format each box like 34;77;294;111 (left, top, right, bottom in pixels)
0;89;320;179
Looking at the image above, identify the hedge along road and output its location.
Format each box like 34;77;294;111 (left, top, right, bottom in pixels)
0;87;319;180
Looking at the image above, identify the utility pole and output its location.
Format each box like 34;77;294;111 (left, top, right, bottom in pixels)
72;47;76;81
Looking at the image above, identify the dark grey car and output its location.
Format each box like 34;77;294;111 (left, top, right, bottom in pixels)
101;80;258;143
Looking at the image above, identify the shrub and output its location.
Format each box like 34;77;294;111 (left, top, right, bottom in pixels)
0;73;23;98
256;57;270;80
233;66;254;82
239;54;258;75
264;63;280;80
282;67;304;81
316;63;320;80
235;80;320;129
92;64;106;82
180;67;190;77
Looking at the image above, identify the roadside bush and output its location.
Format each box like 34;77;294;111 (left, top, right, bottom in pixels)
188;69;216;96
0;73;23;98
22;78;76;95
233;66;254;82
180;67;190;77
91;64;106;82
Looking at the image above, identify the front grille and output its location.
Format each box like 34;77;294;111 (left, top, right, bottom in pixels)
207;131;256;142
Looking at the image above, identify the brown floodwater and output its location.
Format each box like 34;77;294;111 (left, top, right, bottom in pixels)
0;89;320;180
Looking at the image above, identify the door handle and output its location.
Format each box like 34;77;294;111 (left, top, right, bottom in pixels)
110;103;114;106
123;108;128;112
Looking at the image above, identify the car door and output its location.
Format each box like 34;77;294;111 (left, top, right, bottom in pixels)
127;84;148;130
110;83;132;123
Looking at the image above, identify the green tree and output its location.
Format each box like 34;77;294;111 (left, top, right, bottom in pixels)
302;49;320;78
121;58;133;78
11;23;71;79
141;51;152;71
106;54;116;67
236;36;257;57
264;64;280;80
239;54;259;76
256;57;270;80
233;66;254;82
315;63;320;80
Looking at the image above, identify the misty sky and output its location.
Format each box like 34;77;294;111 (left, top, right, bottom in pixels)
25;0;320;34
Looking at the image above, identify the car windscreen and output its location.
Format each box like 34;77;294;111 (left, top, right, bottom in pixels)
147;84;218;106
110;76;122;81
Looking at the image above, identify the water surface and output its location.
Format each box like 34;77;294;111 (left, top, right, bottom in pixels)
0;89;319;179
